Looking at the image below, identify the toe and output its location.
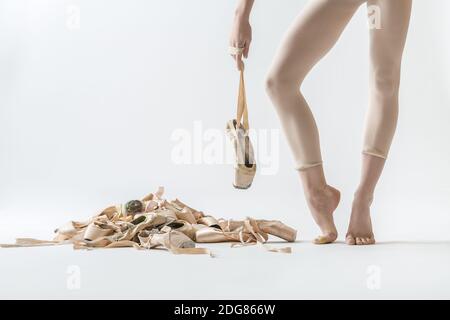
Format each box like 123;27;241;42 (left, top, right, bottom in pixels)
354;237;376;245
345;235;356;245
314;233;336;245
313;236;328;244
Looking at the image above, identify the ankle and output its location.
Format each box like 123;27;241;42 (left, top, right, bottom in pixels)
353;189;374;205
304;184;328;201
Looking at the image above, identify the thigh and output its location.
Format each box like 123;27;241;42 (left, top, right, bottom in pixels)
367;0;412;71
269;0;365;85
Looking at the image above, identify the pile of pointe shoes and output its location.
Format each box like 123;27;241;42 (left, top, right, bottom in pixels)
0;187;297;256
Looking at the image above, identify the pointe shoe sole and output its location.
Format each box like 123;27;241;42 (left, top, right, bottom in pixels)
233;182;252;190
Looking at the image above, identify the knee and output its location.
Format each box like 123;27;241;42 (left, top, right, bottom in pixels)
265;69;301;101
264;72;280;99
372;65;401;98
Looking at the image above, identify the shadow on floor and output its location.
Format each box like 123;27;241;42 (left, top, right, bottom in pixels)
266;240;450;246
375;240;450;246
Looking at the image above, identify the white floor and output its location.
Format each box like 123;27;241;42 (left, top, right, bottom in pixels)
1;239;449;299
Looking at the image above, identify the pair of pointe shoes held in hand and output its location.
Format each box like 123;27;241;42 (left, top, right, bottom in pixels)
227;68;256;189
1;187;297;255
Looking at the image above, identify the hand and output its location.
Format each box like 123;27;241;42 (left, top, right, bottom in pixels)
229;15;252;71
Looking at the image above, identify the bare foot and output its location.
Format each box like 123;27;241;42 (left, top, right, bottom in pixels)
346;194;376;245
305;185;340;244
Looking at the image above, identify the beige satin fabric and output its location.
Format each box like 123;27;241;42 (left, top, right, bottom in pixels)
226;68;257;189
236;69;249;131
1;187;297;256
266;0;412;169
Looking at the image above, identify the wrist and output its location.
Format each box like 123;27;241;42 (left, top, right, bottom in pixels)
234;8;250;21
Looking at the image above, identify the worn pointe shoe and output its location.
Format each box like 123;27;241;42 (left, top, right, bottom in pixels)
195;227;240;243
218;219;297;243
161;220;196;241
226;120;256;189
226;69;256;190
170;199;205;220
114;213;167;242
55;220;89;238
83;223;113;241
174;207;197;224
156;231;195;249
195;221;270;244
197;216;222;229
138;230;195;249
154;208;177;220
257;220;297;242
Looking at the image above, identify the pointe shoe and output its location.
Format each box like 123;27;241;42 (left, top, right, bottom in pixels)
174;207;197;224
138;230;195;249
195;227;241;243
195;219;269;244
161;220;196;240
114;213;167;242
226;69;256;190
154;208;177;220
155;231;195;249
197;216;222;229
55;220;87;238
170;199;205;220
226;120;256;189
257;220;297;242
83;223;113;241
218;219;297;242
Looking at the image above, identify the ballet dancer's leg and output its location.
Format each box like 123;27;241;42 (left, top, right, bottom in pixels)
265;0;365;244
346;0;412;245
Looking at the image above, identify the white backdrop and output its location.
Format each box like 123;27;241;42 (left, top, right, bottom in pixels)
1;0;449;243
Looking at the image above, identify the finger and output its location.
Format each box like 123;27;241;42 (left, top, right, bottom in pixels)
235;39;245;49
228;43;241;59
243;42;250;58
